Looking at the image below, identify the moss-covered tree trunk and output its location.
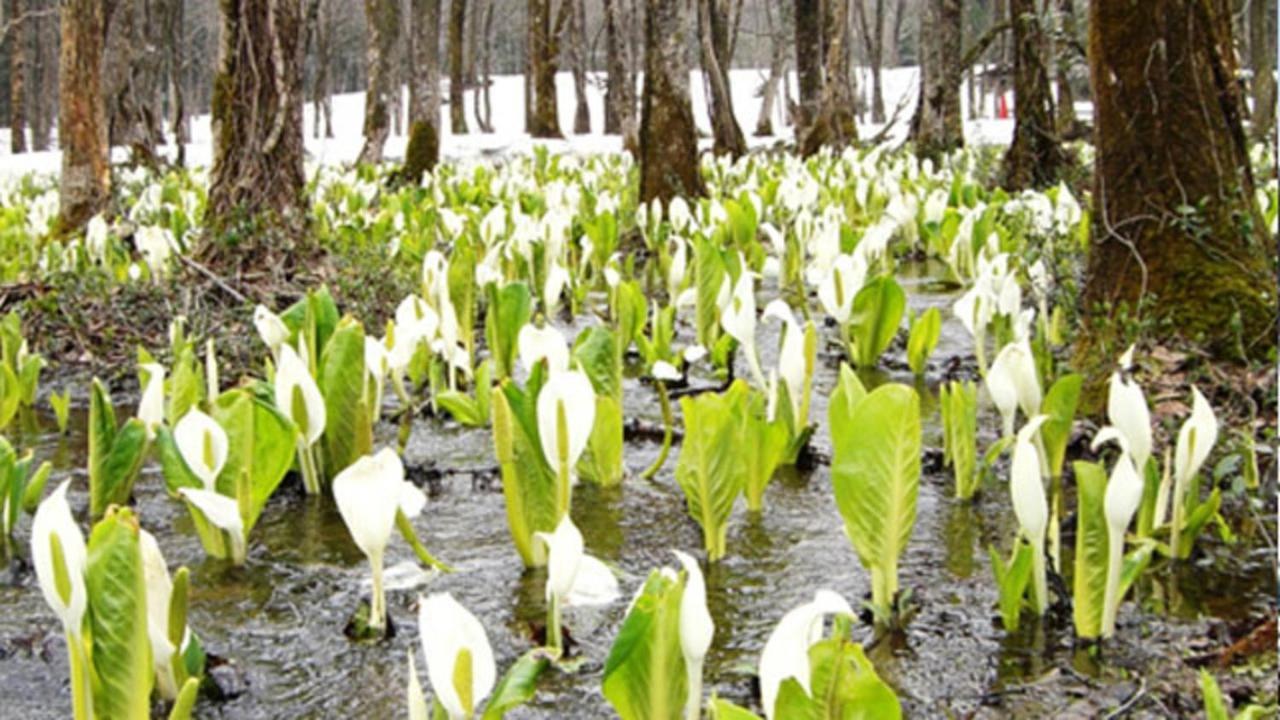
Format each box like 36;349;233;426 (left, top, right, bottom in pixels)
357;0;400;165
640;0;704;205
403;0;441;182
698;0;745;157
448;0;467;134
909;0;963;158
8;0;26;154
57;0;110;233
207;0;306;238
1001;0;1063;189
1083;0;1276;359
526;0;565;138
1248;0;1276;141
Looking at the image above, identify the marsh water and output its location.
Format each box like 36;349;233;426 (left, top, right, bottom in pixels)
1;261;1274;718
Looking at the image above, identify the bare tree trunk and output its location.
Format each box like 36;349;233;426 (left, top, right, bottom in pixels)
527;0;568;137
106;0;167;166
568;0;589;133
1053;0;1080;136
464;0;480;84
754;0;787;136
698;0;745;155
603;0;637;142
853;0;886;122
448;0;466;133
1083;0;1274;359
403;0;440;181
9;0;26;153
640;0;703;204
358;0;400;165
800;0;856;154
389;8;404;137
163;0;186;158
1001;0;1062;188
1249;0;1276;140
313;0;334;139
29;0;57;151
207;0;307;240
57;0;109;233
793;0;823;134
474;0;493;131
910;0;963;157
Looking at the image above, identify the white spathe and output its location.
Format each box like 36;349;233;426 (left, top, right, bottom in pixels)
275;343;327;447
818;254;866;324
253;304;290;353
31;480;88;636
1106;364;1152;472
518;323;570;375
140;528;185;700
758;589;855;719
674;550;713;664
418;592;497;720
763;300;806;421
332;448;407;566
536;370;597;479
177;487;246;561
138;362;167;438
535;515;619;607
1174;386;1218;484
173;408;229;491
1010;416;1050;543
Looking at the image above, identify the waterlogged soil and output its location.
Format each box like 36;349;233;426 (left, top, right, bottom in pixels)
1;261;1275;718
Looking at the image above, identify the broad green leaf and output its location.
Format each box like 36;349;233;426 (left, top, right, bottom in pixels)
709;697;763;720
86;507;153;719
848;276;905;368
154;426;203;494
485;282;532;379
91;418;148;518
827;364;867;445
807;639;902;720
676;381;748;560
694;237;727;349
1200;670;1229;720
831;383;920;616
743;393;790;512
771;677;821;720
602;570;688;720
1039;374;1081;479
319;318;373;481
492;371;559;567
941;381;979;500
579;394;624;486
436;391;486;426
905;307;941;375
210;389;295;530
480;649;550;720
0;363;20;429
1072;461;1109;639
167;677;200;720
87;378;118;508
167;344;204;425
989;541;1033;632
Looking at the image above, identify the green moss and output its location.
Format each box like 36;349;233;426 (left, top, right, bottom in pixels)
401;121;439;184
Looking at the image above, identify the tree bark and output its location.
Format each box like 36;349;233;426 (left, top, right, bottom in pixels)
207;0;307;239
474;0;493;132
448;0;466;133
57;0;110;233
105;0;166;166
312;0;334;139
910;0;964;158
28;0;56;151
1083;0;1275;360
603;0;637;144
568;0;589;133
854;0;886;122
358;0;400;165
9;0;26;153
640;0;703;205
1001;0;1062;189
162;0;186;158
793;0;823;133
754;0;787;136
526;0;567;137
1248;0;1275;141
800;0;857;155
404;0;440;181
698;0;745;155
1053;0;1081;136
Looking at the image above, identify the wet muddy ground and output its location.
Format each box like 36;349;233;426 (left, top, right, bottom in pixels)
0;263;1275;718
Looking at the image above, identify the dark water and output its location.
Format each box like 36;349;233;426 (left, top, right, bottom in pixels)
1;261;1274;718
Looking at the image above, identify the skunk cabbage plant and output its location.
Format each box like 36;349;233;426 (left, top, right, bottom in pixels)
1169;387;1219;560
88;378;150;518
940;380;978;500
417;592;497;719
675;381;748;560
0;435;51;544
0;311;44;431
1091;429;1143;638
1009;416;1050;615
829;370;921;623
905;307;941;376
535;515;620;655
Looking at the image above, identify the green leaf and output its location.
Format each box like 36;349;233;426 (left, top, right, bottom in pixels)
827;364;867;444
210;389;295;531
50;389;72;434
743;393;790;512
694;236;727;349
319;318;373;481
772;677;821;719
579;394;625;486
1200;670;1229;720
905;307;941;376
830;383;920;618
675;381;749;560
603;569;688;720
848;276;905;368
20;460;51;513
480;649;550;719
941;380;979;500
87;378;117;510
154;426;204;495
167;343;203;426
167;677;200;720
485;282;532;379
1072;461;1109;639
1039;374;1081;479
91;418;149;518
492;373;559;567
0;363;20;430
807;639;902;720
709;697;763;720
989;541;1033;632
436;391;486;426
86;507;153;719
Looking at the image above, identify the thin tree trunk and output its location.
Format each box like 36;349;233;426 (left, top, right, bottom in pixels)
30;0;56;151
640;0;703;204
448;0;466;133
1001;0;1062;189
910;0;964;157
698;0;745;155
164;0;186;158
801;0;856;154
1249;0;1276;140
1053;0;1080;136
1083;0;1274;360
464;0;479;84
754;0;787;136
313;0;334;139
793;0;823;135
9;0;26;153
207;0;307;241
568;0;589;133
870;0;886;122
603;0;637;142
57;0;109;233
358;0;400;165
404;0;440;181
527;0;568;137
475;0;493;132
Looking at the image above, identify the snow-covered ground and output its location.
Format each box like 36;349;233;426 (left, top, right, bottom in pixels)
0;67;1049;178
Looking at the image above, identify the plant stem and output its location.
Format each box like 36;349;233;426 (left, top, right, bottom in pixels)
684;657;704;720
369;554;386;633
547;594;563;657
1030;536;1048;615
1101;524;1124;638
297;439;321;495
396;510;454;572
640;382;674;480
67;631;93;720
1170;471;1188;560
